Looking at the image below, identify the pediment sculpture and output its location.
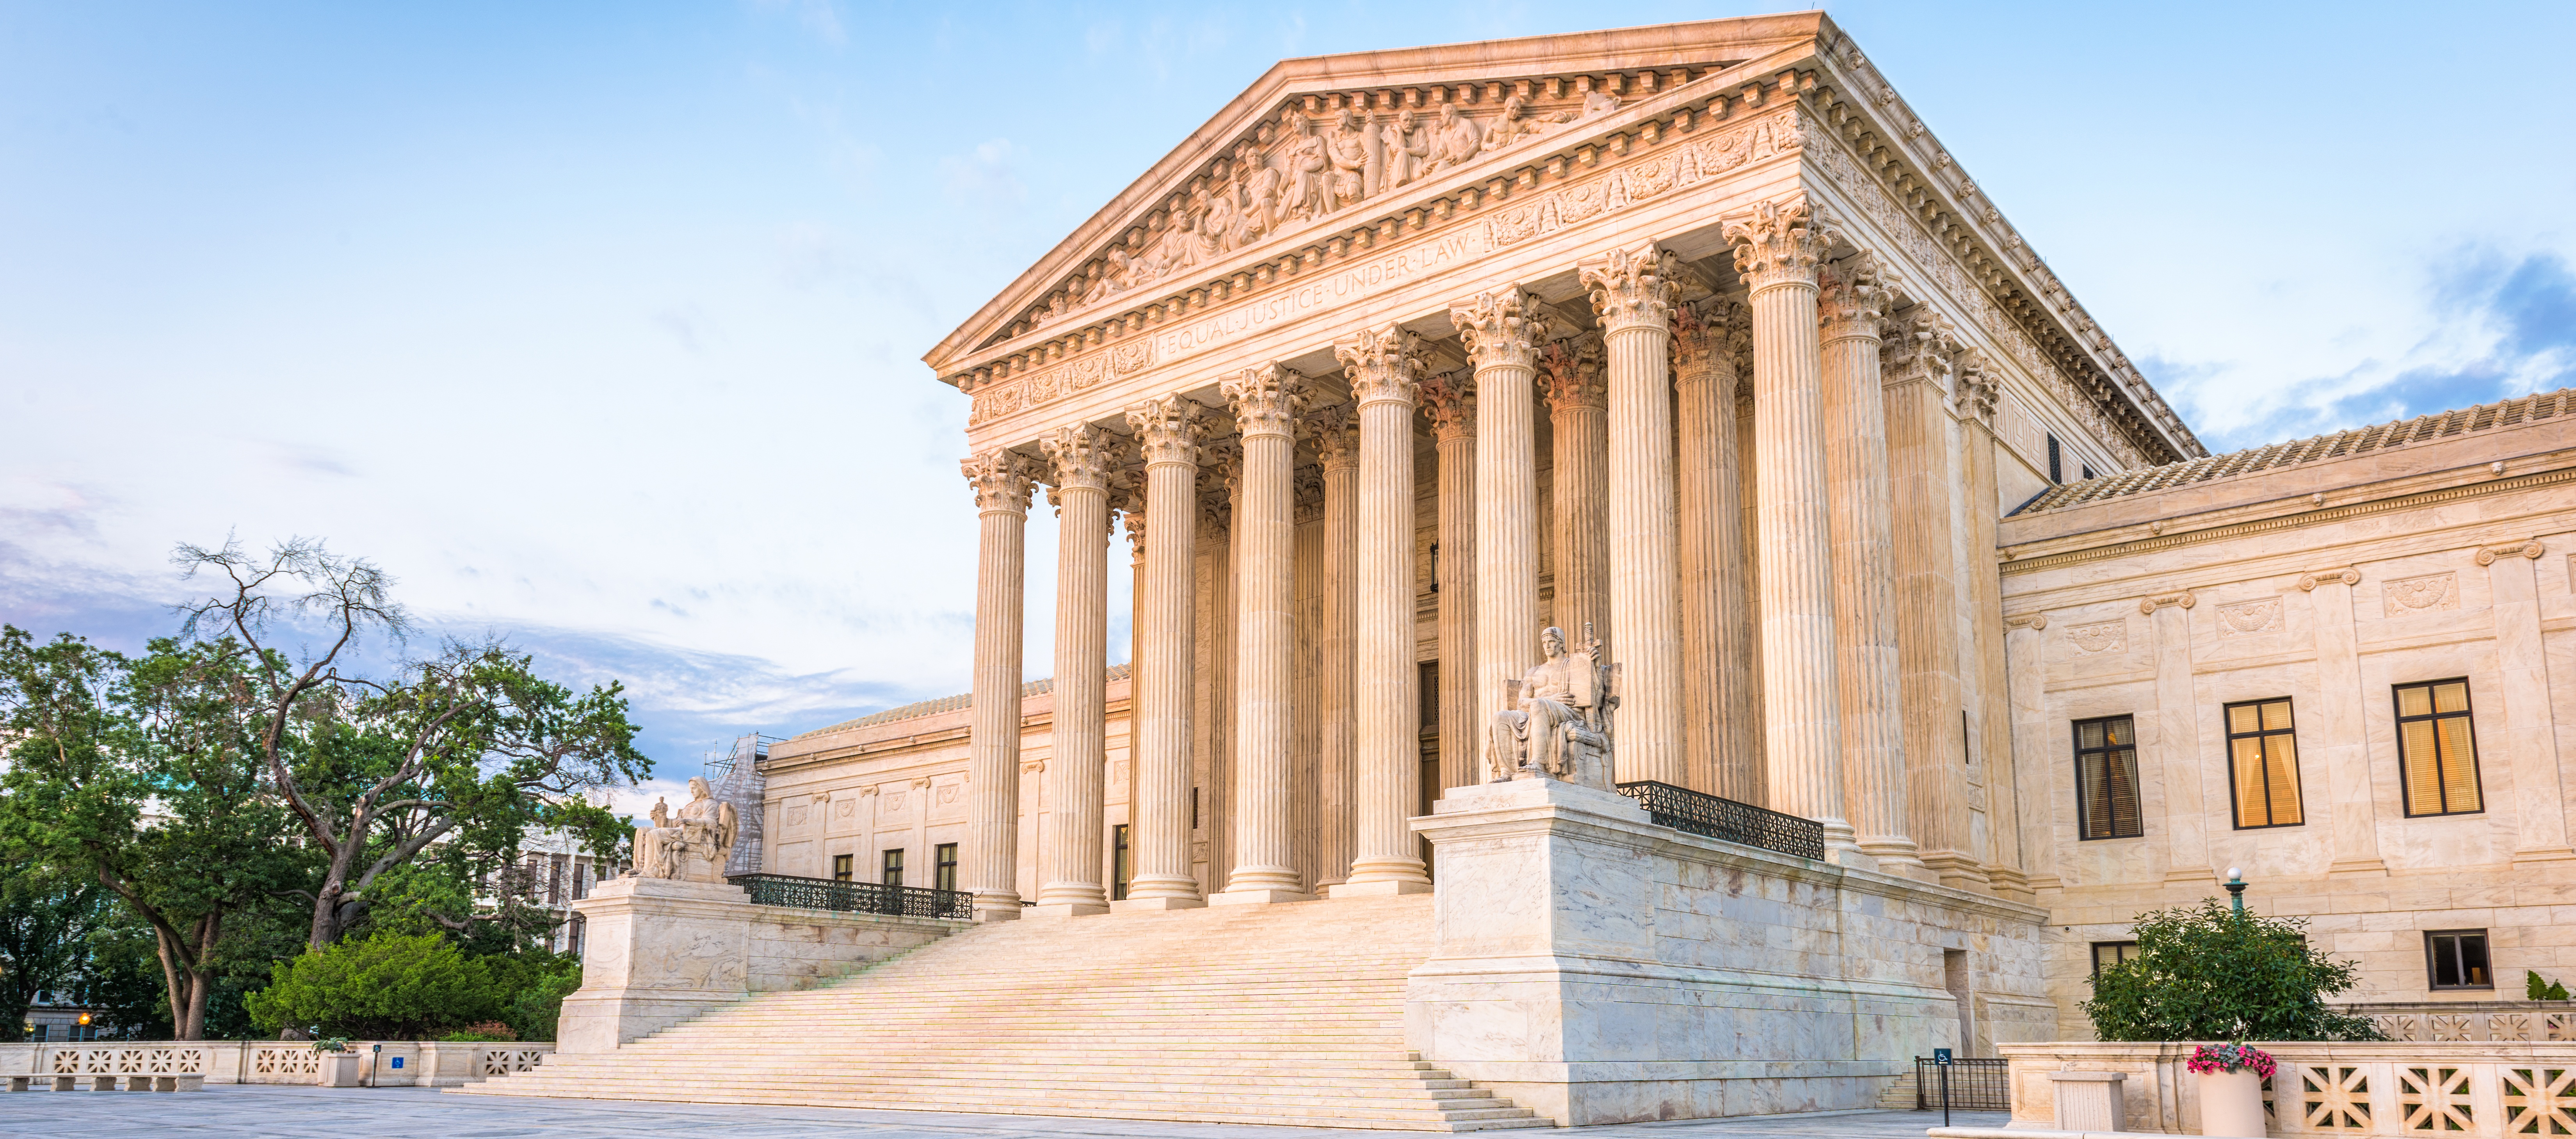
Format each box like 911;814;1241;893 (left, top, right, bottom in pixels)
632;776;740;883
1486;624;1620;790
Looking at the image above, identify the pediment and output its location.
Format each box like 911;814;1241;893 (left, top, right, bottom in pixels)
923;13;1831;381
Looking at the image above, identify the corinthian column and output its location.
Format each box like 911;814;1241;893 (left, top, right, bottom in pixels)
1419;374;1478;794
1331;323;1432;896
1539;333;1608;654
1113;396;1205;909
1726;197;1863;864
1583;244;1684;787
1819;255;1921;877
1213;364;1311;904
1674;299;1759;801
1033;424;1118;915
1884;309;1972;885
1312;408;1358;886
1452;288;1550;770
961;447;1037;920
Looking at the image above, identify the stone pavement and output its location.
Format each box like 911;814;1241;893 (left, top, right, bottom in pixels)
0;1084;2000;1137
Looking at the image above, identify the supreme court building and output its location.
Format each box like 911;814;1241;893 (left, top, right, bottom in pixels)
515;12;2576;1127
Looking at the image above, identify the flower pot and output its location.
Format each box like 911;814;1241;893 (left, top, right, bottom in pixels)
2197;1068;2266;1137
317;1052;364;1087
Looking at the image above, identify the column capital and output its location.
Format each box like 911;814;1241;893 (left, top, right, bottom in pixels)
2003;612;2049;632
1670;298;1745;385
1039;422;1122;493
1880;306;1962;395
1336;323;1425;406
1308;403;1360;470
2296;567;2361;591
1581;243;1682;335
1123;394;1202;466
2139;589;2196;615
2476;539;2546;566
1450;287;1553;372
1420;371;1476;442
1724;195;1832;294
1293;463;1326;524
1817;252;1895;344
962;448;1038;514
1222;363;1307;438
1538;332;1606;415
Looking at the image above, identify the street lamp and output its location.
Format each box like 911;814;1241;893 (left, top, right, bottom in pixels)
2224;867;2248;915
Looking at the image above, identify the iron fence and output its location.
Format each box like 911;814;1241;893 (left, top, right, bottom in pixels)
1614;780;1827;860
726;874;975;920
1914;1057;2010;1111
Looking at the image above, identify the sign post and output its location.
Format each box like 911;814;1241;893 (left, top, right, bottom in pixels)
1933;1047;1954;1128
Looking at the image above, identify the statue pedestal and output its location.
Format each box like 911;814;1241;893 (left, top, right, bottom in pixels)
557;876;754;1054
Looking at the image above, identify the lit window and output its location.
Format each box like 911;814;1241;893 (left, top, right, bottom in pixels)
881;848;905;889
831;854;852;882
2074;716;2142;840
2090;941;2139;976
934;843;959;893
2427;930;2492;990
2396;680;2482;817
2224;698;2304;829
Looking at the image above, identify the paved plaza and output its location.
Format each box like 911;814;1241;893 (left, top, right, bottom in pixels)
0;1085;1987;1137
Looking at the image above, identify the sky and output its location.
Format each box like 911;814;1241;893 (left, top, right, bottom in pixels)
4;1;2571;817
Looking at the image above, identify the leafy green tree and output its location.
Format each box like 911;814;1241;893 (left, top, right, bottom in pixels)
0;870;113;1041
172;538;649;951
2085;899;2384;1042
245;931;498;1039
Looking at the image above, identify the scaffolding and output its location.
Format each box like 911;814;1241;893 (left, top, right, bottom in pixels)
704;733;780;877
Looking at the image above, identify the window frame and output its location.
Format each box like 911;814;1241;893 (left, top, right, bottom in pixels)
2394;678;2485;818
831;853;852;882
2425;929;2494;991
2073;714;2145;841
933;842;959;893
2222;697;2307;830
881;848;905;889
1112;824;1131;901
2090;940;2140;977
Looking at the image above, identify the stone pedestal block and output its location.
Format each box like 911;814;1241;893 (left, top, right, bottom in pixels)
2048;1070;2125;1131
557;876;756;1054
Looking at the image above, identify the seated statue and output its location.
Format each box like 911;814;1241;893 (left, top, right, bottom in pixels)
632;776;740;883
1486;624;1619;789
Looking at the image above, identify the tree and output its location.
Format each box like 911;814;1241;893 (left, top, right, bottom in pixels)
2085;899;2384;1042
171;538;649;951
245;931;497;1039
0;870;113;1042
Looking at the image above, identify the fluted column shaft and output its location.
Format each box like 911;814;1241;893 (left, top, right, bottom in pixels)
1585;246;1684;787
1035;426;1116;913
1334;324;1432;894
1315;412;1359;886
1421;376;1478;794
1820;258;1920;875
1116;397;1205;908
1727;199;1861;861
1886;312;1972;883
962;448;1036;920
1675;301;1759;801
1215;366;1308;903
1541;336;1609;653
1455;288;1550;779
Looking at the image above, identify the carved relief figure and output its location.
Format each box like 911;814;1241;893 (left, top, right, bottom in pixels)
1377;109;1427;192
1282;116;1329;221
1479;94;1564;153
1425;103;1483;174
1326;109;1372;210
1238;164;1283;242
1486;625;1619;789
632;776;741;883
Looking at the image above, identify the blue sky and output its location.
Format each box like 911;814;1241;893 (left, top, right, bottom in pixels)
4;2;2571;812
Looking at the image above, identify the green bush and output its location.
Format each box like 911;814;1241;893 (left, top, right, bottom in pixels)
2085;899;2382;1043
2530;971;2570;1000
501;959;579;1042
246;932;496;1039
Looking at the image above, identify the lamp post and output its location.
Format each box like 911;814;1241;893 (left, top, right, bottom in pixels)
2224;867;2248;915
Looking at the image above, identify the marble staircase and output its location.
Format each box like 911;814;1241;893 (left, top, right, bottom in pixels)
457;893;1548;1130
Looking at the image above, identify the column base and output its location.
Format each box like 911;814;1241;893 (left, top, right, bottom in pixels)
1027;902;1112;918
971;895;1024;922
1108;895;1206;912
1208;888;1316;906
1857;840;1933;883
1327;879;1433;898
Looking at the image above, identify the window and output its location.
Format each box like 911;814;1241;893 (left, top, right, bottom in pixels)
2396;680;2482;817
2091;941;2139;976
934;843;959;893
1112;825;1131;901
881;848;905;889
2047;433;2063;484
2224;698;2304;829
2081;464;2096;481
831;854;852;882
2427;930;2492;990
2074;715;2143;840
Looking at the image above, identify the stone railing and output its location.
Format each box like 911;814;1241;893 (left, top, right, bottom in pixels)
0;1040;553;1086
2346;1001;2576;1042
1937;1040;2576;1137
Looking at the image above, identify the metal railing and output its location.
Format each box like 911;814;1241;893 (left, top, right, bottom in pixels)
726;873;975;920
1614;780;1827;860
1916;1056;2010;1111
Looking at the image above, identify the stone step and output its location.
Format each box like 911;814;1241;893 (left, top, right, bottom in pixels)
457;1084;1549;1130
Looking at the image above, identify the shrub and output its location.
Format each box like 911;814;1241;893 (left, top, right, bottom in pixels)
246;932;497;1039
438;1021;515;1043
2529;971;2569;1001
502;961;580;1043
2085;899;2383;1043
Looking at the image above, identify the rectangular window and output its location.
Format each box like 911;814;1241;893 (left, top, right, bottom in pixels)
2396;679;2483;817
1112;825;1131;901
2074;715;2144;840
29;1023;45;1042
2091;941;2139;976
2427;930;2492;990
2047;433;2063;484
2224;698;2304;829
831;854;852;882
881;848;905;889
934;843;959;893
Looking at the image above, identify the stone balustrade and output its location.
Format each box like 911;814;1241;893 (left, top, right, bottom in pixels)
0;1041;552;1087
2345;1001;2576;1043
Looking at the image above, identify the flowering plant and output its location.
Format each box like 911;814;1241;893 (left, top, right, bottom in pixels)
2186;1043;2275;1078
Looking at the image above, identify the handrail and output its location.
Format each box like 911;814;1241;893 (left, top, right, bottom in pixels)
725;873;975;920
1613;780;1827;860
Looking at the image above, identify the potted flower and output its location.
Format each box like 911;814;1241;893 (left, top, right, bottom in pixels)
2187;1043;2274;1137
312;1037;364;1087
